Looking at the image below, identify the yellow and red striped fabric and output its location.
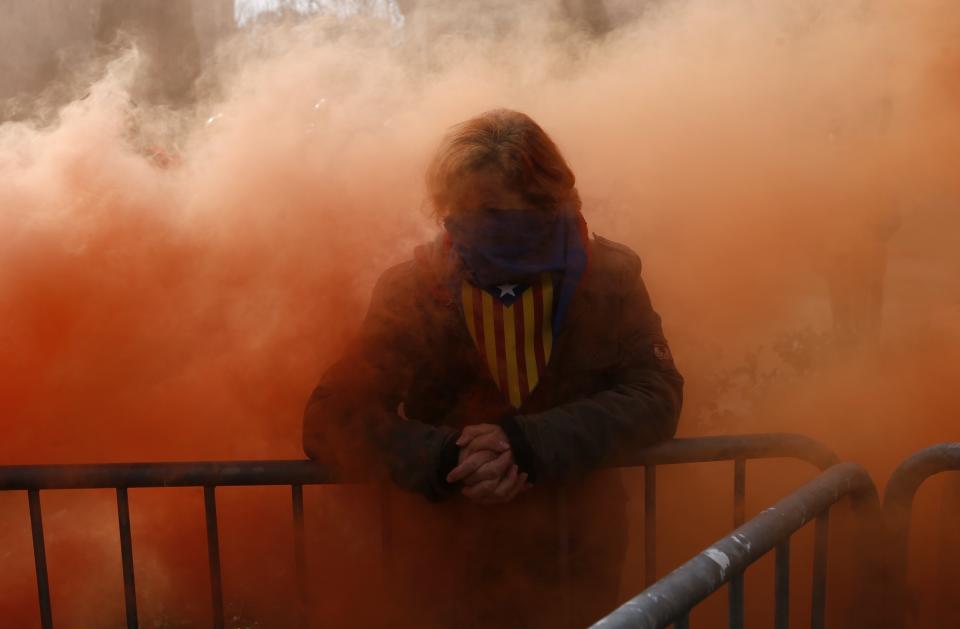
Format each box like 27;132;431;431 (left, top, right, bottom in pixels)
461;272;554;409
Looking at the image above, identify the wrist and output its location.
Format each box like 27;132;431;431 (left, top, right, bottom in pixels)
499;416;537;483
437;429;463;490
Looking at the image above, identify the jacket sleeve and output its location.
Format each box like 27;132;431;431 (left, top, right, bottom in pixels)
303;264;461;501
504;257;683;482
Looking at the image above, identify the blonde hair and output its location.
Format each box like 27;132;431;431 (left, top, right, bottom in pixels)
426;109;581;217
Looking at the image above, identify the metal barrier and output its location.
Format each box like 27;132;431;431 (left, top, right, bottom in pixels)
0;433;839;629
1;461;336;629
590;462;882;629
884;442;960;628
610;433;840;591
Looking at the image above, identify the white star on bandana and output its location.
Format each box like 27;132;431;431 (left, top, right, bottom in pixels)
497;284;519;298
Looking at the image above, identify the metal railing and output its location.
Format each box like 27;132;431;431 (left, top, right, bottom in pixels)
883;442;960;628
613;433;839;588
0;433;840;629
590;462;882;629
2;461;337;629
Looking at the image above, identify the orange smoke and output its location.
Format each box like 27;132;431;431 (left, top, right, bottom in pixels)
0;0;958;626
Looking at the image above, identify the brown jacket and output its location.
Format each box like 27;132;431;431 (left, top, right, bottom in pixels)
302;233;682;626
304;232;682;494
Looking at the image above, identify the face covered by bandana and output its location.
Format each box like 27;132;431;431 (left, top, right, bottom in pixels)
443;205;588;331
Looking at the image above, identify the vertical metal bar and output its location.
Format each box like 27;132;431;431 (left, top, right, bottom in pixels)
379;482;393;579
675;613;691;629
810;512;830;629
557;486;572;624
728;572;744;629
28;490;54;629
644;465;657;586
116;488;139;629
203;486;225;629
775;539;790;629
728;459;746;629
291;484;307;629
936;474;960;626
733;459;746;527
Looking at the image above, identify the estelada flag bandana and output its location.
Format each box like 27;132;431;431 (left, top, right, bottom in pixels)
444;206;588;334
461;272;555;409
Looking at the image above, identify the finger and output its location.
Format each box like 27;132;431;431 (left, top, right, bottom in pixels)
503;474;531;501
463;463;516;499
446;450;497;483
473;473;527;505
492;473;528;504
447;451;493;483
462;450;513;486
462;478;499;498
456;424;497;447
462;432;510;456
467;466;520;504
471;465;517;498
491;465;522;499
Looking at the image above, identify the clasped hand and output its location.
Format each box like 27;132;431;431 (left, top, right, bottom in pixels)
445;424;532;504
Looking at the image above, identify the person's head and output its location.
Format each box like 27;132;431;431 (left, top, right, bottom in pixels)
426;109;581;218
427;110;587;289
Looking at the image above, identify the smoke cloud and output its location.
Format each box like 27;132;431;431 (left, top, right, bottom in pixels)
1;0;958;626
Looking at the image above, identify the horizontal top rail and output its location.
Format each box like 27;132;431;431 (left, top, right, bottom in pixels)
883;442;960;518
589;462;879;629
618;433;840;470
0;433;838;491
0;434;838;492
0;460;338;491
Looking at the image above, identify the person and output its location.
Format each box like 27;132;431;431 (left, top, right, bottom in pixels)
303;109;683;628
